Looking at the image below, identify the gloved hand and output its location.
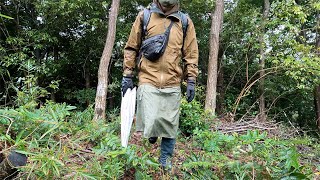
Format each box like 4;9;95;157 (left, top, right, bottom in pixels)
186;79;195;103
121;76;133;97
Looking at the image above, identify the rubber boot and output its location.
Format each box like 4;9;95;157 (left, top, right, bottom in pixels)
148;137;158;144
159;137;176;172
0;150;27;179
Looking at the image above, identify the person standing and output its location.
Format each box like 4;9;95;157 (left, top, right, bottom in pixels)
122;0;199;169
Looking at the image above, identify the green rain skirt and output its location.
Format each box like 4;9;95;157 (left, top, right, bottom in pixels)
136;84;181;138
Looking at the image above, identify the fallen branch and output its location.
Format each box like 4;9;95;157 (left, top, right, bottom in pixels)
215;116;280;135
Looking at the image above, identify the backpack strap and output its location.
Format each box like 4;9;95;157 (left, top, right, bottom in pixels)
178;11;189;57
141;8;152;41
140;8;189;60
179;12;189;42
137;8;152;67
142;9;189;43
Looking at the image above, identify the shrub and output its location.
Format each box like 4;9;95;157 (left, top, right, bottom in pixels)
179;98;212;136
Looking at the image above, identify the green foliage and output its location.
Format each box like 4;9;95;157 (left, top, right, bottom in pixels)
13;75;51;108
71;88;96;106
181;129;318;179
193;129;238;153
268;0;320;88
0;14;13;19
0;102;161;179
217;0;320;128
1;101;319;179
182;152;219;180
179;98;212;136
0;101;76;142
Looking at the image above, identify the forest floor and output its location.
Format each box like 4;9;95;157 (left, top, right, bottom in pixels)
124;132;199;179
121;117;320;179
1;114;319;179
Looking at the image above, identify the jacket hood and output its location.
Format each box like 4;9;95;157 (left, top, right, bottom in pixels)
152;0;180;16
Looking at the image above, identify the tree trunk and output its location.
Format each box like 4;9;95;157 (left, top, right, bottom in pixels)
315;13;320;129
93;0;120;121
258;0;270;122
85;63;91;107
216;47;225;115
205;0;224;114
107;74;115;110
50;93;56;102
315;86;320;129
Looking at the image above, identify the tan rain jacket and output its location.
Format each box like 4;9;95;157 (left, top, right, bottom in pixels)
123;1;199;88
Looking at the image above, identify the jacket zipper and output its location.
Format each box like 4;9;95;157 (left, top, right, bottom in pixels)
150;4;181;88
160;63;164;88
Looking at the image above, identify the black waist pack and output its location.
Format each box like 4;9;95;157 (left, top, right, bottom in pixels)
140;21;174;62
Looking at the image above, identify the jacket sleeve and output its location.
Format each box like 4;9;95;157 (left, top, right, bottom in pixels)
123;11;144;76
182;17;199;81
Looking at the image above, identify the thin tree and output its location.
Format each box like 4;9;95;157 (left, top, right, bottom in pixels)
316;86;320;129
205;0;224;114
258;0;270;122
93;0;120;121
315;13;320;129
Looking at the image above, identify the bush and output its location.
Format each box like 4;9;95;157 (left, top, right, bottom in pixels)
179;98;212;136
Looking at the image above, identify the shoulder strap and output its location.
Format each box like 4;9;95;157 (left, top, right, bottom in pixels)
179;12;189;41
137;8;152;67
160;21;175;55
141;8;152;41
142;9;189;42
178;12;189;56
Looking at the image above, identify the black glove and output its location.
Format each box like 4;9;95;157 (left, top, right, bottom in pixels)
186;79;195;103
121;76;133;96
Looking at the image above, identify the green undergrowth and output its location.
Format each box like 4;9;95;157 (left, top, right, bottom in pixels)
180;129;320;179
0;101;319;179
0;102;158;179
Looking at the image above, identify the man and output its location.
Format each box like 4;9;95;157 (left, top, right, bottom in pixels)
122;0;198;169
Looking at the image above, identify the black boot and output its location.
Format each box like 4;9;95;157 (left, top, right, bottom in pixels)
0;150;27;179
148;137;158;144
